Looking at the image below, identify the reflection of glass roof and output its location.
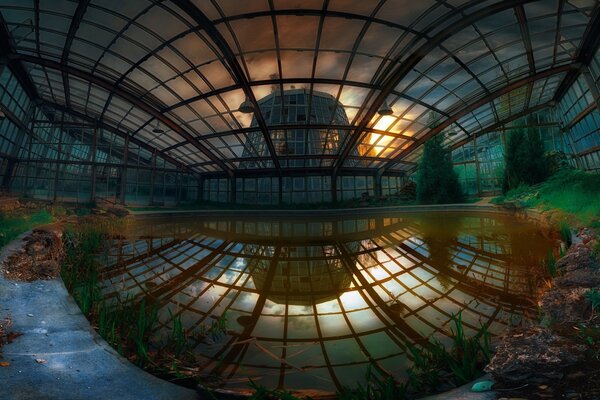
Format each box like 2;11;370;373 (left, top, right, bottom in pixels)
99;213;553;394
0;1;598;177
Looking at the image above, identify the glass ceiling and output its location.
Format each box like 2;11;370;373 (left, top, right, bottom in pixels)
0;0;597;176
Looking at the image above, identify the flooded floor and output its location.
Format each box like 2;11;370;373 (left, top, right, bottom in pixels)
98;211;556;394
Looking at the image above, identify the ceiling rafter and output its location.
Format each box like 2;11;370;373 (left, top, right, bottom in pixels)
448;101;553;150
514;4;535;107
553;3;600;102
333;0;537;174
171;0;281;170
381;63;574;172
61;0;90;109
40;101;196;175
10;53;232;174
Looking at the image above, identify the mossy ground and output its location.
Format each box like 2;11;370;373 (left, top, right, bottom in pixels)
492;169;600;226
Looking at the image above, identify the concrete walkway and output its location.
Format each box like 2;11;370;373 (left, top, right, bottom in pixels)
0;232;199;400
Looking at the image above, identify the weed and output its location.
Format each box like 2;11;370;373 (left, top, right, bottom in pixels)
559;222;572;248
339;364;407;400
168;309;187;357
585;289;600;311
248;380;308;400
405;312;491;394
545;249;557;278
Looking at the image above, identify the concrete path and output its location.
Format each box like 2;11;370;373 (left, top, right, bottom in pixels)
0;232;199;400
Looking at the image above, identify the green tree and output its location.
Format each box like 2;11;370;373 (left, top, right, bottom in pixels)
416;133;464;204
502;127;549;193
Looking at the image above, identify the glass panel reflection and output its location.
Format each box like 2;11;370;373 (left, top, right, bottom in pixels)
98;212;555;394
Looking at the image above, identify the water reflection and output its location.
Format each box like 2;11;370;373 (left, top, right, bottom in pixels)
98;212;555;394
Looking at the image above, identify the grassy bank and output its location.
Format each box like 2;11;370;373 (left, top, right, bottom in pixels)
0;210;54;250
492;169;600;226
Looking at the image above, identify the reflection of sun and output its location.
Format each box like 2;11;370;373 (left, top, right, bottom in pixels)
339;290;368;310
368;266;390;281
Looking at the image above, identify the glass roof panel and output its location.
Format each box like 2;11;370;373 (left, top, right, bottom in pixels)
0;0;596;176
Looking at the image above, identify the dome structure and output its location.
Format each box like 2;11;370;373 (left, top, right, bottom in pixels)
241;89;357;169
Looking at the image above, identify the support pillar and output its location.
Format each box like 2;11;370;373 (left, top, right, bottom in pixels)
53;121;63;202
277;175;283;206
583;66;600;113
197;175;204;203
228;175;236;204
90;125;98;203
120;133;129;205
331;173;337;204
374;170;383;198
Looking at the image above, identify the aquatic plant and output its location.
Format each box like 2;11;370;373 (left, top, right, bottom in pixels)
248;380;308;400
560;222;572;248
585;289;600;312
340;312;491;399
545;249;557;278
339;364;407;400
168;309;187;358
405;312;491;394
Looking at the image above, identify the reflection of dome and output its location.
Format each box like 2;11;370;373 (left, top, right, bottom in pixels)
249;245;353;306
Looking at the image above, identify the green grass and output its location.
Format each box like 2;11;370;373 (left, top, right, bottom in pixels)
492;168;600;225
560;221;573;247
0;210;54;249
545;249;557;278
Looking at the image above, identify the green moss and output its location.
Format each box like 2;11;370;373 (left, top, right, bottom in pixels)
493;169;600;225
0;210;54;249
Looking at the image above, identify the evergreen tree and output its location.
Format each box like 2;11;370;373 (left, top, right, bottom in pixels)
525;127;549;183
502;127;549;193
416;133;464;204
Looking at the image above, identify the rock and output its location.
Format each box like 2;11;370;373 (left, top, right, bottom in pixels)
106;205;129;217
486;327;586;384
0;196;21;212
540;287;591;324
555;267;600;288
556;243;599;273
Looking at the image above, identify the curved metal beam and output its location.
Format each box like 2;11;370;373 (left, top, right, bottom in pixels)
380;64;574;172
333;0;538;173
449;102;553;150
61;0;90;108
10;53;232;174
40;101;196;175
553;3;600;102
171;0;280;170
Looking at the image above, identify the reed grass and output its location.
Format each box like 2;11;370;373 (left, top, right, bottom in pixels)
339;311;491;399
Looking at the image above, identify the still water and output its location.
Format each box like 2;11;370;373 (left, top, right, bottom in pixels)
98;211;555;394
